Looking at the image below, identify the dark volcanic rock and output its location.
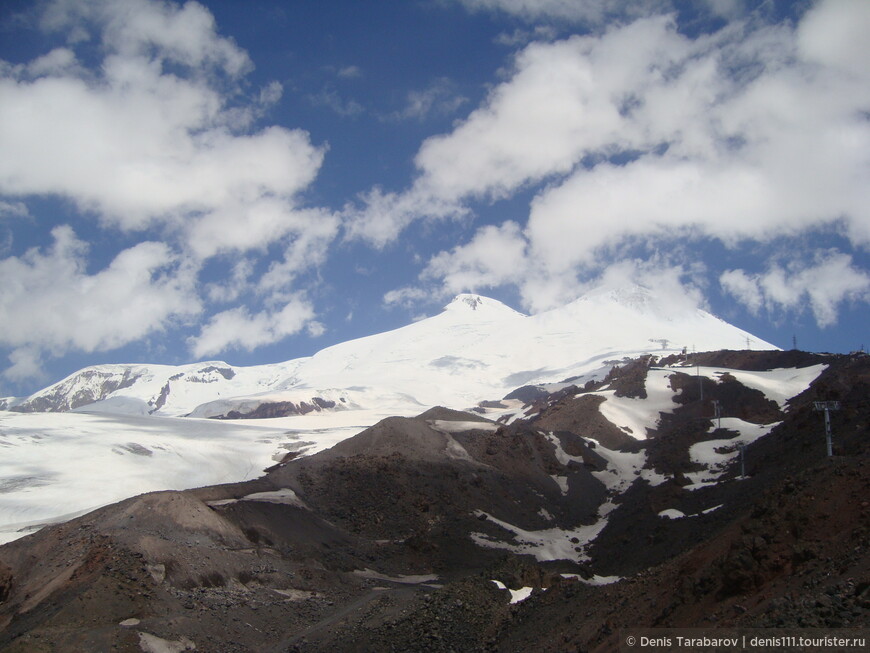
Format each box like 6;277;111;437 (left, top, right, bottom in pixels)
531;392;635;449
604;354;655;399
503;385;549;403
218;397;338;419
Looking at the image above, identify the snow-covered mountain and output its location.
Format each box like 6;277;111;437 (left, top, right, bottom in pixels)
6;286;777;419
0;284;782;544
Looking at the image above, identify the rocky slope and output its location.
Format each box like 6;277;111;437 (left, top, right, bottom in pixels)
0;350;866;652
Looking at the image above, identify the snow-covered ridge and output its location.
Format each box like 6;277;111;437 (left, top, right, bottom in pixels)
4;286;778;418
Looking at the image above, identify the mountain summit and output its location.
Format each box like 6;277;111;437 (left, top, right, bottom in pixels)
6;284;776;418
442;293;523;316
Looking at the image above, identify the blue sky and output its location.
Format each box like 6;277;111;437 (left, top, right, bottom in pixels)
1;0;869;397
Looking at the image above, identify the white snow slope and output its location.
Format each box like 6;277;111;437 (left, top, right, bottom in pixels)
0;284;780;543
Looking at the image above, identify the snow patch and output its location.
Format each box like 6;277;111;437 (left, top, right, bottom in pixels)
594;368;678;440
491;580;536;604
241;488;307;508
138;632;196;653
560;573;623;586
707;364;827;408
471;502;615;562
429;420;499;433
550;475;569;495
352;569;439;585
684;418;778;489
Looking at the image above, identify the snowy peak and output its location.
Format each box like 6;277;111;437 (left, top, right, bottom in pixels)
442;293;525;317
446;294;485;311
5;285;778;418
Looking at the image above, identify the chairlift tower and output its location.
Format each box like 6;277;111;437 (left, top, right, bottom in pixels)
813;401;841;457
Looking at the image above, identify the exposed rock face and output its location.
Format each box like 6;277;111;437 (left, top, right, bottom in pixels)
215;397;338;419
603;354;655;399
0;351;866;652
148;382;171;412
531;393;635;449
11;368;141;412
0;561;11;604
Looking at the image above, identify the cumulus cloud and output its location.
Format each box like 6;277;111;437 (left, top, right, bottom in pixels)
0;0;341;374
343;185;468;249
258;210;341;294
0;0;329;259
370;1;870;320
0;226;200;379
4;348;46;384
422;221;528;294
190;297;318;358
40;0;252;76
721;252;870;328
347;17;693;244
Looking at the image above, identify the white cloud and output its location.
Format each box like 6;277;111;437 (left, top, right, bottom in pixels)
718;269;763;315
343;186;468;248
374;3;870;312
336;65;362;79
456;0;670;25
494;26;560;47
258;210;341;294
41;0;252;76
205;258;255;304
796;0;870;79
346;17;692;244
0;201;29;219
0;0;328;259
413;29;655;201
3;348;46;384
190;297;317;358
383;286;431;309
422;221;528;294
389;78;468;121
186;197;335;262
0;226;200;378
720;252;870;328
308;87;365;117
0;0;341;372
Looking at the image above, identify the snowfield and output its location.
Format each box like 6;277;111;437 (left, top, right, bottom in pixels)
0;408;396;544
